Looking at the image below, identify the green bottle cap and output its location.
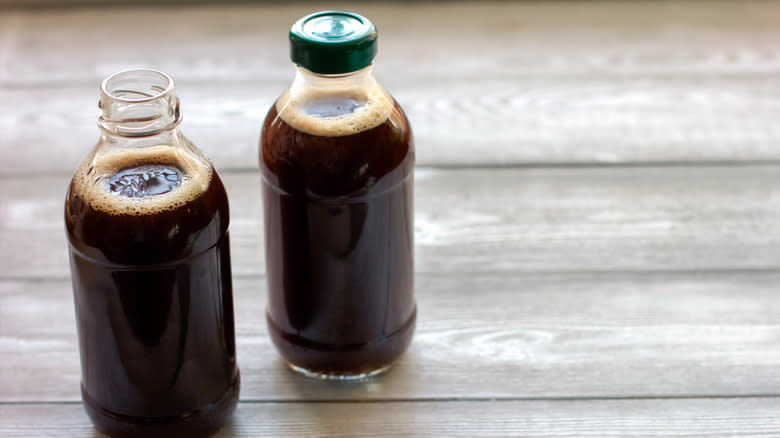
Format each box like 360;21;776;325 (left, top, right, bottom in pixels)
289;11;378;74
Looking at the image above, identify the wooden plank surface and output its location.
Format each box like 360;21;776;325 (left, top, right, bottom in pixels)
3;1;779;85
4;272;780;402
1;1;780;170
3;165;780;279
2;1;780;436
4;75;780;174
3;397;780;437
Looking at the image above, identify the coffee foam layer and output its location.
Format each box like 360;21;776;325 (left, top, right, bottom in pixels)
275;84;394;137
73;145;212;216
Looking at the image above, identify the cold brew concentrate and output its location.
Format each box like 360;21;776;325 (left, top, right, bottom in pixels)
65;70;239;437
261;11;416;379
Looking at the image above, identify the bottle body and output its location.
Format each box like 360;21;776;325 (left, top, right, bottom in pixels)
65;70;239;437
261;66;416;379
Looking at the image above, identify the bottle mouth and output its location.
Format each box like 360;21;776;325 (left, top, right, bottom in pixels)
100;69;175;103
98;69;181;137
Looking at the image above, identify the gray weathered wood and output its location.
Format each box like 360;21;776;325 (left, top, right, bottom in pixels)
2;1;779;85
2;1;780;169
3;397;780;437
2;1;780;435
3;75;780;173
4;272;780;402
3;166;780;279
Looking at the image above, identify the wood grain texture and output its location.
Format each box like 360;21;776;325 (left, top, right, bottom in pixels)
3;75;780;173
1;1;780;168
3;166;780;279
2;1;779;85
4;272;780;402
3;397;780;438
2;2;780;435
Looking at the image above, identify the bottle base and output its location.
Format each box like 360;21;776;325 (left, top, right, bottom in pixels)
267;307;416;380
287;362;393;381
82;372;240;438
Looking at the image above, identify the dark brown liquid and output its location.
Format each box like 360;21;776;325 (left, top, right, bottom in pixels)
65;163;239;438
261;100;416;376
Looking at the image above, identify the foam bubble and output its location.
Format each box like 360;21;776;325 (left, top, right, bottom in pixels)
275;83;395;137
72;145;213;216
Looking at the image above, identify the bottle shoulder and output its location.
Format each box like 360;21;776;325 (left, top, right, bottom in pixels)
264;67;408;137
260;98;413;198
65;145;230;265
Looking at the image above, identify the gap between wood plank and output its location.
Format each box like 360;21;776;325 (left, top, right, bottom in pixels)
7;160;780;181
5;393;780;406
9;266;780;283
3;69;780;89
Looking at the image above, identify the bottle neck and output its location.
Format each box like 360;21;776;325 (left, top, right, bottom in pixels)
286;65;383;120
97;69;181;138
291;65;376;97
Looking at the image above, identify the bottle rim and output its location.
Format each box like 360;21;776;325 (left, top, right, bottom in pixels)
98;69;181;137
100;69;175;104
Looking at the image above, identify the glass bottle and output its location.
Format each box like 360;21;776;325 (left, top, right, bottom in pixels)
65;69;240;437
261;11;416;380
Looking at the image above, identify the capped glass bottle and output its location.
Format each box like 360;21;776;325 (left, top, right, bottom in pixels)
65;69;239;437
261;11;416;380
